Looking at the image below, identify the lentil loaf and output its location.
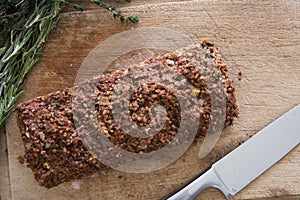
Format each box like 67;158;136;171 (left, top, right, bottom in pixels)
15;40;239;188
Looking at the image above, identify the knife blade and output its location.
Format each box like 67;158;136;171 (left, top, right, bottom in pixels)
167;104;300;200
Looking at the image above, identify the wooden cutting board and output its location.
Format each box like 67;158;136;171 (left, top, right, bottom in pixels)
5;0;300;199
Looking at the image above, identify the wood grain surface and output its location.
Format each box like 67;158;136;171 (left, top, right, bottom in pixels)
0;127;11;200
2;0;300;199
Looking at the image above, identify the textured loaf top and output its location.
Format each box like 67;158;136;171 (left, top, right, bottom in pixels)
15;40;239;188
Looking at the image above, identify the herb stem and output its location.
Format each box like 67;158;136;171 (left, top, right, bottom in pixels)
15;0;26;8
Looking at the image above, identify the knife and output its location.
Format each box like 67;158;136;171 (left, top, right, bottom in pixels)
167;104;300;200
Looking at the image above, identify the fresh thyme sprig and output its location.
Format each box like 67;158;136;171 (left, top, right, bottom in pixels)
89;0;139;23
0;0;139;128
61;0;139;23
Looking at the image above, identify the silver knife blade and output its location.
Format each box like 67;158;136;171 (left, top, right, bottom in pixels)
167;104;300;200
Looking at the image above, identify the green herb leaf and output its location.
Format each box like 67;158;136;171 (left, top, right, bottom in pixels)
125;16;139;23
73;4;84;12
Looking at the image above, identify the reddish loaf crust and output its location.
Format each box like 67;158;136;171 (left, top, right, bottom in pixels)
15;40;239;188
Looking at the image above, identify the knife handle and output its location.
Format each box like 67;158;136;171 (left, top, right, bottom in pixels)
167;167;232;200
